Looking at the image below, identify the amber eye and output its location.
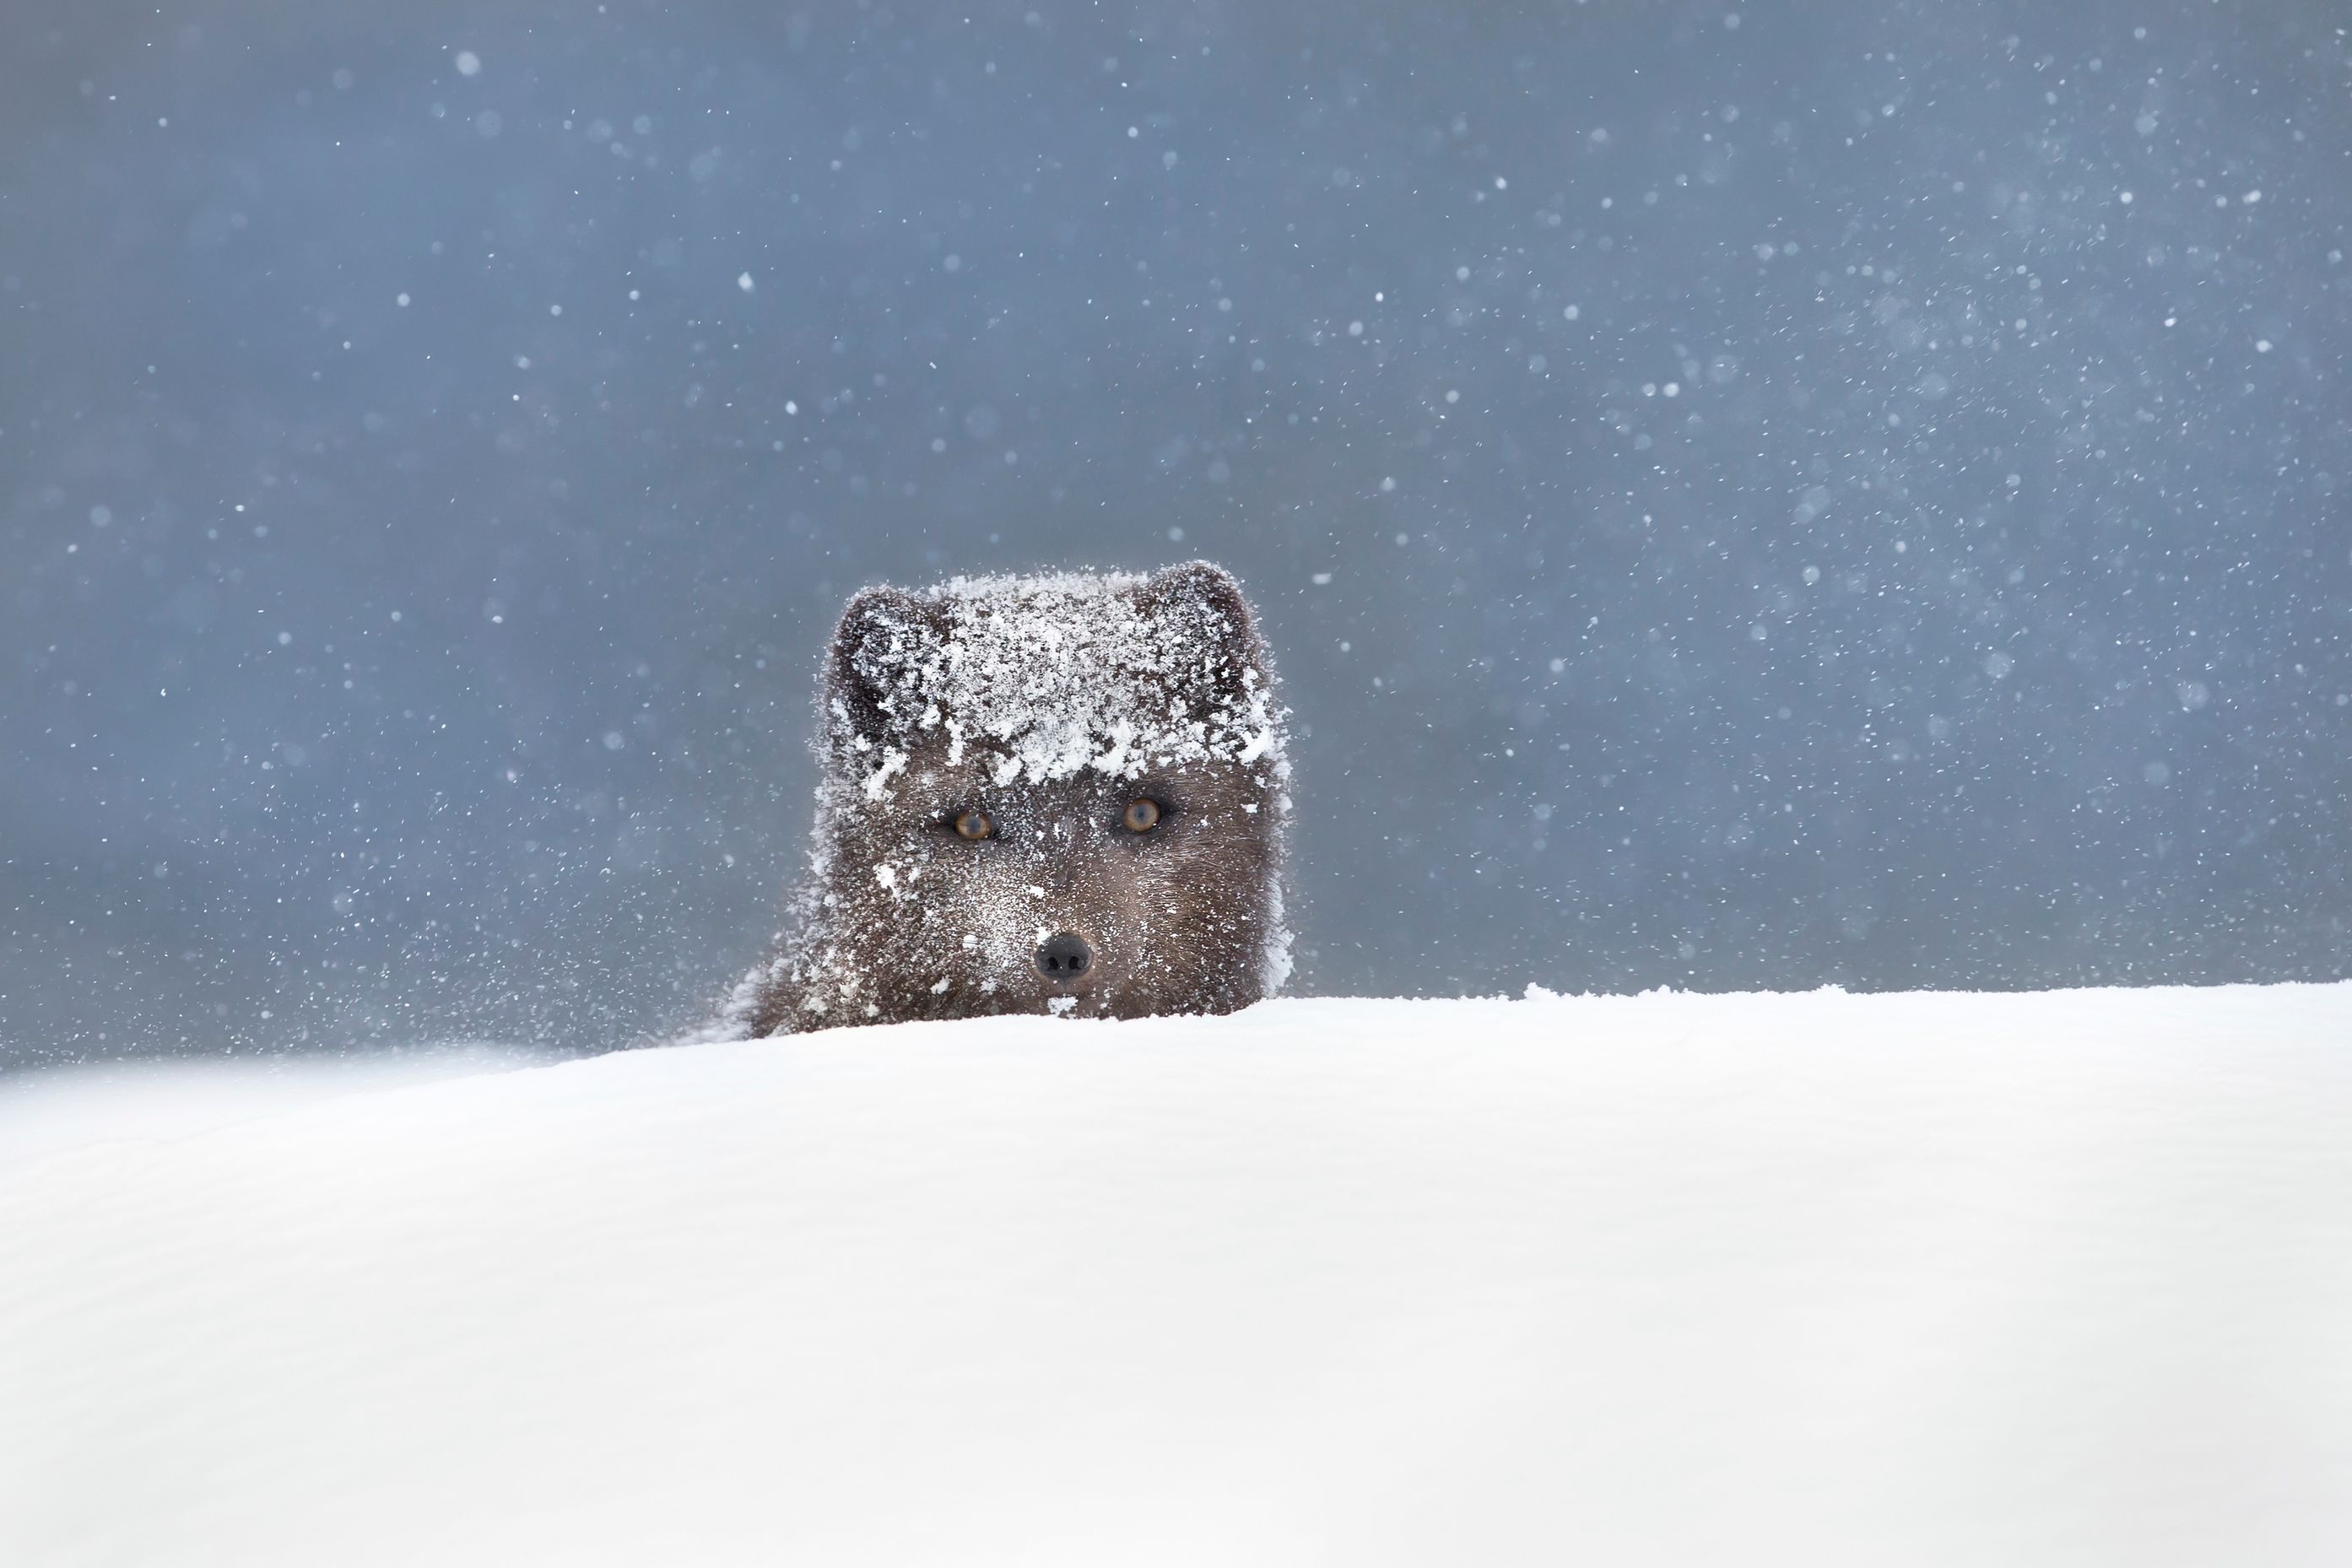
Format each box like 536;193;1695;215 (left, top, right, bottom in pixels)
1122;798;1161;833
953;809;992;841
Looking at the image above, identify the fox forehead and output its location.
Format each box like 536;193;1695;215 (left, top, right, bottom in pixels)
825;562;1285;790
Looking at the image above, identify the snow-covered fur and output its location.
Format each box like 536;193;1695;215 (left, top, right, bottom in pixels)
716;562;1291;1035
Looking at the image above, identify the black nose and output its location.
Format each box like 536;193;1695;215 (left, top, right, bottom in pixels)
1035;933;1093;981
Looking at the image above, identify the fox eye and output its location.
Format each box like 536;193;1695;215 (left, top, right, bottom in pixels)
1122;798;1161;833
953;809;992;841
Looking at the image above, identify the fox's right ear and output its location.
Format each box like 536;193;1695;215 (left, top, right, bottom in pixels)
1134;560;1267;716
823;585;936;753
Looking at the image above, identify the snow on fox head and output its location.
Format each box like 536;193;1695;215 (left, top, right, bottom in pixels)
725;561;1291;1035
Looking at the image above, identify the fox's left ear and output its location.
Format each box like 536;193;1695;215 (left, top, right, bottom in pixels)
1135;560;1267;711
823;585;939;755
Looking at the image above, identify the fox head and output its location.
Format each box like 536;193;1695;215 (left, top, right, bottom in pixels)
733;561;1290;1034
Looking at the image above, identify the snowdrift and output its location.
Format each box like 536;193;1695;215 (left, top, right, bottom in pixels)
4;987;2350;1567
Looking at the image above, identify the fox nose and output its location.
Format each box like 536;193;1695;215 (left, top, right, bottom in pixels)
1034;933;1093;981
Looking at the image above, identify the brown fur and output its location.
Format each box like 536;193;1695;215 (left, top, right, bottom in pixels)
722;563;1290;1035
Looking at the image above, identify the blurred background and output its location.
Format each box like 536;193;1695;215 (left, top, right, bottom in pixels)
3;0;2347;1068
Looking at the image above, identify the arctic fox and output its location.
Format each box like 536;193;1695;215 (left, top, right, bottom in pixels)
716;561;1290;1035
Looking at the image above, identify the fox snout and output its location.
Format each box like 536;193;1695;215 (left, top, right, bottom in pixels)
1034;932;1093;981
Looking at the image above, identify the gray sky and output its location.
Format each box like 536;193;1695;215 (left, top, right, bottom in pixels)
5;0;2349;1065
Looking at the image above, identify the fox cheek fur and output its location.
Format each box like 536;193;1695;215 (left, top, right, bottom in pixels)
719;561;1291;1035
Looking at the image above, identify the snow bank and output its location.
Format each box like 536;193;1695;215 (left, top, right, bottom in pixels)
0;1045;546;1176
4;987;2350;1567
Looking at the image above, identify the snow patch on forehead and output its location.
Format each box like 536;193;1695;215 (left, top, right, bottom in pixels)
841;570;1284;787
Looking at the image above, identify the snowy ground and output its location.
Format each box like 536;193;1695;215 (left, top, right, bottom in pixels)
3;987;2349;1568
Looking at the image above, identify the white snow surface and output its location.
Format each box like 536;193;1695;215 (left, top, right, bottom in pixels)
4;986;2350;1567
